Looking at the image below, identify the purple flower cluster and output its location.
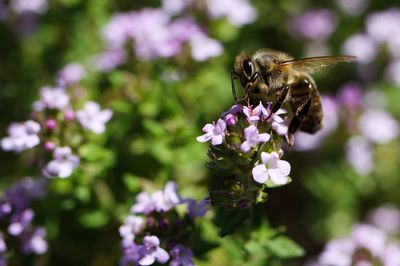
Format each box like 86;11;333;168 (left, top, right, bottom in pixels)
342;8;400;84
197;102;290;187
316;224;400;266
289;9;337;41
1;68;113;179
119;182;206;266
96;8;222;70
0;177;48;264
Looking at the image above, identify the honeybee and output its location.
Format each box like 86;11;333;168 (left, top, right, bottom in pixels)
231;48;356;145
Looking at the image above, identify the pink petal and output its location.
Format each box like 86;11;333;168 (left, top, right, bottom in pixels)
240;141;251;153
155;247;170;263
260;152;275;164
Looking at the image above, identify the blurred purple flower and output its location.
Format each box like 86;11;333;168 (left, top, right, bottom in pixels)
189;33;223;61
161;0;192;15
366;9;400;43
11;0;47;14
43;146;80;178
290;9;337;40
170;245;194;266
342;34;377;64
205;0;257;26
359;109;399;144
1;120;41;153
252;151;291;184
386;60;400;85
335;0;368;16
92;49;127;72
33;86;69;111
101;9;222;63
240;125;270;153
337;83;364;110
138;235;169;265
8;209;34;236
76;101;113;134
368;205;400;234
196;119;226;145
0;235;5;253
119;215;144;246
131;182;182;214
294;96;338;151
131;192;155;214
187;198;208;218
346;136;373;176
317;224;398;266
57;63;86;86
22;227;47;255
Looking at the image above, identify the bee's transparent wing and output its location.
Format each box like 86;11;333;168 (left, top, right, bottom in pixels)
281;55;357;74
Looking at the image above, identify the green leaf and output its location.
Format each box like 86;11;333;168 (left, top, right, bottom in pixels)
264;236;305;259
78;210;110;228
213;208;250;237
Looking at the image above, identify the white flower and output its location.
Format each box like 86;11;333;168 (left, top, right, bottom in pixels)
196;119;226;145
33;86;69;111
76;102;113;134
43;147;79;178
252;152;291;184
1;120;41;152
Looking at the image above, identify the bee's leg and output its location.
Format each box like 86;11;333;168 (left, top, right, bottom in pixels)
287;95;312;146
231;70;241;103
271;85;290;113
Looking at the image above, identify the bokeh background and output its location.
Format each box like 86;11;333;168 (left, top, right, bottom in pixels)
1;0;400;265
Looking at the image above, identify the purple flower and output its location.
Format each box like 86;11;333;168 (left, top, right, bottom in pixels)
57;63;86;86
342;34;377;64
196;119;226;145
92;49;127;72
189;33;223;61
346;136;373;176
0;235;6;253
76;101;113;134
240;125;270;153
366;9;400;43
162;0;192;15
170;245;194;266
290;9;337;40
33;86;69;111
131;192;155;214
337;83;364;110
187;198;208;218
43;146;80;178
1;120;41;152
23;227;48;255
8;209;34;236
224;113;238;126
243;104;262;124
205;0;257;26
358;109;399;144
252;151;291;184
131;182;182;214
138;236;169;265
10;0;48;14
368;205;400;234
317;224;400;266
294;96;338;151
119;215;144;246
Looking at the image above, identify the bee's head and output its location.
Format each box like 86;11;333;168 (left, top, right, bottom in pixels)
233;52;260;93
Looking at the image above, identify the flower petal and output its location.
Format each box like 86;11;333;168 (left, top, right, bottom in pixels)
257;133;271;143
155;247;170;263
196;133;212;143
277;160;291;176
139;254;156;266
268;169;289;185
240;141;251;153
211;134;223;145
252;164;269;183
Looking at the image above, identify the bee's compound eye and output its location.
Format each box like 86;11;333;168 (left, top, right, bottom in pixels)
242;59;253;77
